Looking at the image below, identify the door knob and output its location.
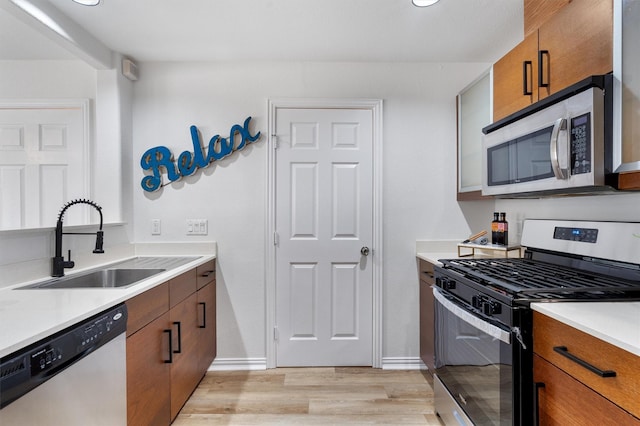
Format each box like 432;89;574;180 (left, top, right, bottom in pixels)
361;247;370;256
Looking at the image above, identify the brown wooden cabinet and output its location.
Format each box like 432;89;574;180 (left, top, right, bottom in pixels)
197;260;217;373
523;0;570;37
127;311;171;426
125;259;217;425
418;258;435;374
493;0;613;121
126;282;171;426
533;311;640;424
169;291;201;419
493;33;540;121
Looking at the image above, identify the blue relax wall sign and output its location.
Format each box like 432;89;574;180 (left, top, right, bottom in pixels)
140;116;261;192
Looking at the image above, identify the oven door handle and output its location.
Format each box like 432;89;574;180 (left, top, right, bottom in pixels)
433;288;511;345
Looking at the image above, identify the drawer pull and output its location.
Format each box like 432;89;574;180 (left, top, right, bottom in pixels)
553;346;616;378
538;50;550;88
523;60;533;96
200;270;215;277
199;302;206;328
533;382;545;426
163;329;173;364
173;321;182;354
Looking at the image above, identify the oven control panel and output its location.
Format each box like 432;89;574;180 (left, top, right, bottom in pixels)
553;226;598;243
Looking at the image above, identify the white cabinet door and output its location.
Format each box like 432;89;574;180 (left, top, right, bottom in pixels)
0;101;89;229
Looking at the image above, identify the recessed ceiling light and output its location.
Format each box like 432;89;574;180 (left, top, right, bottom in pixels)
72;0;101;5
412;0;440;7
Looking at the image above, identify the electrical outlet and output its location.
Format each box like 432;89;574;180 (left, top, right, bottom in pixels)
151;219;161;235
186;219;208;235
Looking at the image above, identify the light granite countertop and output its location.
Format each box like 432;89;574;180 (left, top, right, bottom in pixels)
0;247;215;358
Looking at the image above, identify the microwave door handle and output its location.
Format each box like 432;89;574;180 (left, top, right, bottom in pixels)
550;118;569;179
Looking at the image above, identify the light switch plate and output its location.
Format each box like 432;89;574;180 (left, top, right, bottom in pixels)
151;219;161;235
186;219;208;235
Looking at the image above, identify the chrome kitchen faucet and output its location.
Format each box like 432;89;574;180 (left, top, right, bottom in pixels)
51;199;104;277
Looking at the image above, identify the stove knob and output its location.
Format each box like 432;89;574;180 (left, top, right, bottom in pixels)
482;302;493;316
436;277;455;290
482;301;501;316
443;279;456;290
471;295;482;309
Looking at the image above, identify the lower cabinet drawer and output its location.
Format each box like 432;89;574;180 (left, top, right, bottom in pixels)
533;354;640;425
126;281;169;336
418;259;435;285
196;259;216;289
533;311;640;418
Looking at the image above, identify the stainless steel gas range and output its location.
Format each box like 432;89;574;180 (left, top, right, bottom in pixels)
433;219;640;426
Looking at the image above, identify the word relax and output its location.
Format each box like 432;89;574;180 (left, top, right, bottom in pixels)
140;117;261;192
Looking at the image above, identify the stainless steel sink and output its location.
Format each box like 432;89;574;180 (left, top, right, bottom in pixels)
18;268;166;289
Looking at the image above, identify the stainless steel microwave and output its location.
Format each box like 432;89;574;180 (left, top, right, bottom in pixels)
482;75;613;197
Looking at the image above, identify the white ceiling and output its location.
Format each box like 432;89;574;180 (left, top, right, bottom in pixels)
1;0;524;64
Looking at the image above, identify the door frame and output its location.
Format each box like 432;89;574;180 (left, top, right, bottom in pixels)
266;98;383;369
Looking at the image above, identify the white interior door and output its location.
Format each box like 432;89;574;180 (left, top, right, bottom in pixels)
275;107;373;367
0;103;88;229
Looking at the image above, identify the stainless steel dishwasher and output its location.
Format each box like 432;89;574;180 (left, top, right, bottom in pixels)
0;304;127;425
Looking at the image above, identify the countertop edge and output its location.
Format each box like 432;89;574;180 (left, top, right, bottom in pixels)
0;253;216;358
531;302;640;357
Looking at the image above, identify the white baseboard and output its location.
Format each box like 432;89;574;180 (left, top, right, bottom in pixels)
209;357;267;371
207;357;426;371
381;357;428;370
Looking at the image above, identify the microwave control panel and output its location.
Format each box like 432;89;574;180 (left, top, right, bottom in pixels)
570;113;591;175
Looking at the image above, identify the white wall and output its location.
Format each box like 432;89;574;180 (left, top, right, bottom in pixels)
496;192;640;244
0;59;133;286
132;61;492;363
0;60;96;97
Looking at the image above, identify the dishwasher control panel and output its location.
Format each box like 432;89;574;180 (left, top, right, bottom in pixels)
30;345;63;376
0;304;127;409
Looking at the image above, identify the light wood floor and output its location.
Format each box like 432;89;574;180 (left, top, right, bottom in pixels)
173;367;443;425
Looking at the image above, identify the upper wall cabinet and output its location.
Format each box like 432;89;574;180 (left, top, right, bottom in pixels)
612;0;640;189
493;0;613;122
523;0;570;37
457;70;492;200
492;33;538;122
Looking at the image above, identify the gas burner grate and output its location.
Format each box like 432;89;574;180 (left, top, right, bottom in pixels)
440;258;640;297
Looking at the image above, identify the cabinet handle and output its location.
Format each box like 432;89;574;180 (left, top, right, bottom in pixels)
173;321;182;354
200;270;215;277
533;382;545;426
163;329;173;364
538;50;549;88
553;346;616;377
199;302;206;329
523;60;533;95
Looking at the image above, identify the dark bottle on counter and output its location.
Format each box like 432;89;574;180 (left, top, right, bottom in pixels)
497;212;509;246
491;212;500;245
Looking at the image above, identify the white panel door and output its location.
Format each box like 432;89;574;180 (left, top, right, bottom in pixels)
0;105;87;229
275;108;373;366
